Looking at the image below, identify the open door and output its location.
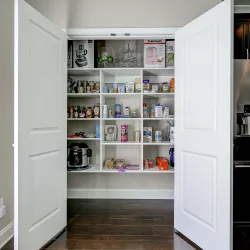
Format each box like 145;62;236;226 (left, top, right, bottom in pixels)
175;0;233;249
14;1;67;249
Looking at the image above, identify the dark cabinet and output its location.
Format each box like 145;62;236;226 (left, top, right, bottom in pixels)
234;14;250;59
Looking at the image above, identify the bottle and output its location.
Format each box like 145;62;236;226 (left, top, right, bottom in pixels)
143;103;148;118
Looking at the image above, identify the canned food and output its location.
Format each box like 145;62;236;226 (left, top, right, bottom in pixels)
148;159;153;168
121;125;128;142
144;159;149;169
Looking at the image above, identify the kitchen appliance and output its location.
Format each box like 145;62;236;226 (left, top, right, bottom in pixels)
67;142;92;170
75;45;88;67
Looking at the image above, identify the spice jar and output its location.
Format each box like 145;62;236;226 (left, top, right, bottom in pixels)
86;107;93;118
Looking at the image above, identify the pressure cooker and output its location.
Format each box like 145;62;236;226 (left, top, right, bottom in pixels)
67;142;92;170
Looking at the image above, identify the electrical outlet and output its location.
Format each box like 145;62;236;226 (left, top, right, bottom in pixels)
0;205;6;219
0;198;3;207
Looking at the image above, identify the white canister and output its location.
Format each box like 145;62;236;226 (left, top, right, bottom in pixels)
103;105;108;118
155;131;162;142
155;104;163;118
170;127;175;143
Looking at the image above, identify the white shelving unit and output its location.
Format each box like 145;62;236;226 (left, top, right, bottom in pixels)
67;68;175;174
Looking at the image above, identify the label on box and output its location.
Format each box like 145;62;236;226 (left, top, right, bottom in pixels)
144;40;165;68
73;40;94;68
126;82;134;93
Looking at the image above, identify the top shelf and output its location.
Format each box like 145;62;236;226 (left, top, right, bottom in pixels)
68;68;100;77
68;68;174;77
143;68;175;76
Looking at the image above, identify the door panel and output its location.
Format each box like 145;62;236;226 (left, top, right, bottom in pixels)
15;1;67;249
175;0;233;249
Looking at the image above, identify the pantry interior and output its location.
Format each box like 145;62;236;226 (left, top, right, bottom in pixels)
66;34;177;199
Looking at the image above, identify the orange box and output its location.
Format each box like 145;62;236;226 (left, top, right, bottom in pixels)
156;157;169;170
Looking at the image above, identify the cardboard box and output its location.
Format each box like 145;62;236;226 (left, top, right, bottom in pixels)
126;82;135;93
166;40;175;68
73;40;94;68
144;40;165;68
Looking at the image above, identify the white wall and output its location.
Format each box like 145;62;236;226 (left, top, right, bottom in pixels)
0;0;14;246
25;0;221;29
26;0;221;199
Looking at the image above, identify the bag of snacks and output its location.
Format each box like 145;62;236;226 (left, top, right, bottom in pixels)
115;159;126;169
105;158;115;169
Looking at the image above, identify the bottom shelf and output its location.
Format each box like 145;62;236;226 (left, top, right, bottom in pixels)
143;166;174;173
67;164;100;173
67;165;174;173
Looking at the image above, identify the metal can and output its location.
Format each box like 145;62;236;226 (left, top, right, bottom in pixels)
163;106;170;118
121;125;128;142
155;131;162;142
148;159;153;168
103;105;108;118
115;104;121;118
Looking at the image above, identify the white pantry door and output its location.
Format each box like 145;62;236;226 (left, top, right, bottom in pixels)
15;1;67;250
175;0;233;250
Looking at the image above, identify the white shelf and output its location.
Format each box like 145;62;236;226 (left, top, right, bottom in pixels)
143;68;175;76
103;118;141;121
143;118;174;121
67;164;100;173
67;118;100;121
143;166;174;173
68;68;100;76
102;141;141;145
67;138;100;141
102;68;141;77
67;93;100;98
143;93;175;98
143;142;174;146
101;168;142;173
102;93;141;98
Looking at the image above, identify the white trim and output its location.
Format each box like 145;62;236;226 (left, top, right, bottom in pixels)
0;222;14;249
234;5;250;13
67;188;174;199
66;27;180;40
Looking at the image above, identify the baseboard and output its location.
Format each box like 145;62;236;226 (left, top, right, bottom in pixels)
0;221;14;249
68;188;174;199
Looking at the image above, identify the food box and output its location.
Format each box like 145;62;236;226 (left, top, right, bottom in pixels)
166;40;175;68
73;40;94;68
156;157;169;170
144;40;165;68
126;81;134;93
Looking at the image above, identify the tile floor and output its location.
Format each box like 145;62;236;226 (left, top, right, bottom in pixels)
2;200;201;250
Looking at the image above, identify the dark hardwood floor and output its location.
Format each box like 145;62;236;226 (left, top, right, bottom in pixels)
2;200;201;250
